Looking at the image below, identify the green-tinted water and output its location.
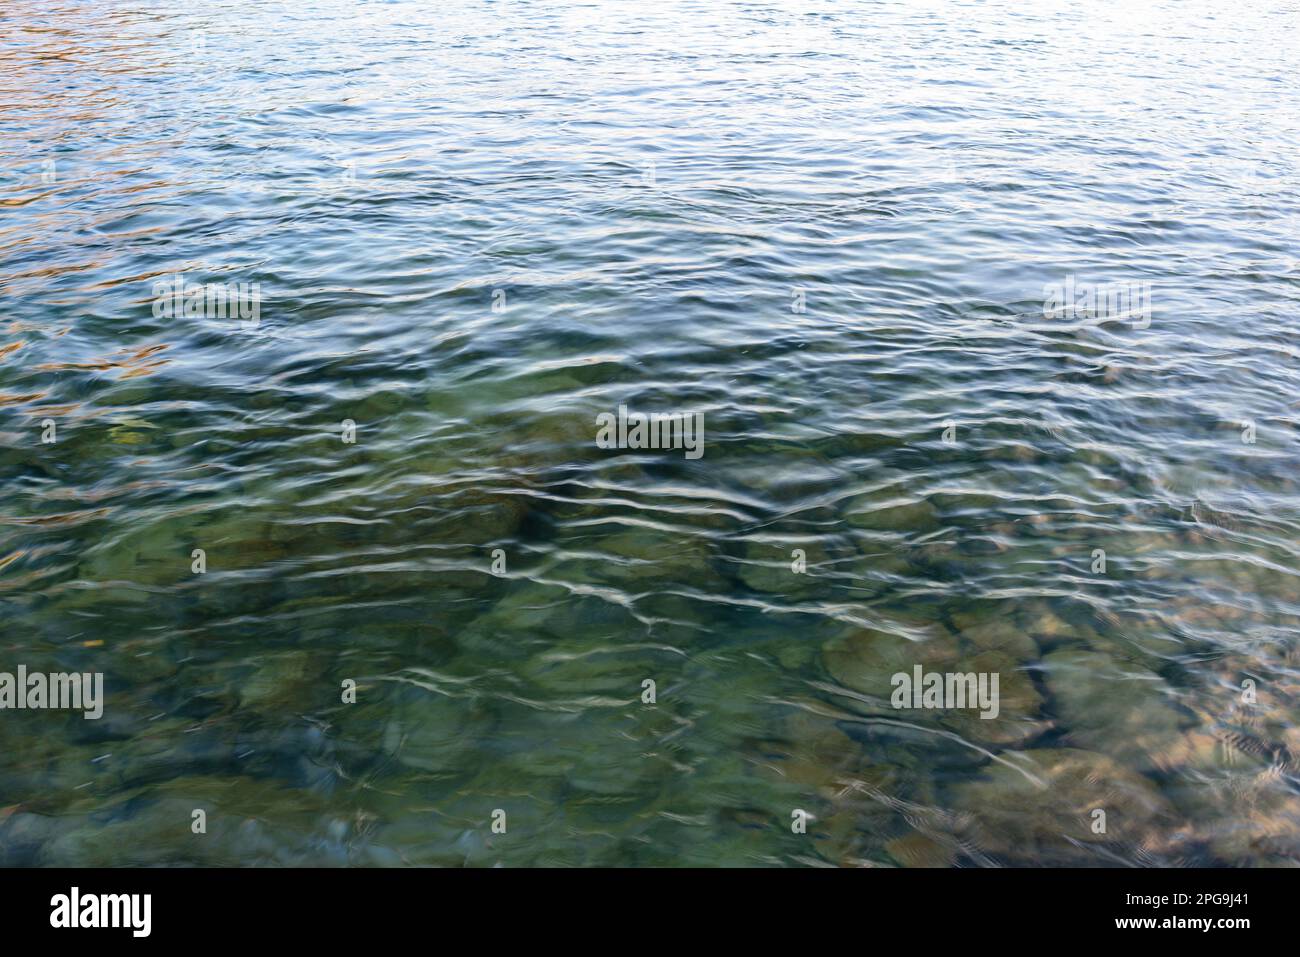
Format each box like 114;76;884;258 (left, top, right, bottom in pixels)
2;0;1299;865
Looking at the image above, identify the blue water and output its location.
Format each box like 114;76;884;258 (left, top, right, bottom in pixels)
1;0;1298;866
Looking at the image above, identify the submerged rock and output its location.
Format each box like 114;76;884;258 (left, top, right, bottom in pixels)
752;713;896;866
951;748;1172;862
589;526;726;591
823;626;961;703
737;538;835;600
886;831;957;868
1166;761;1300;865
822;626;1045;748
1040;648;1186;771
765;711;891;793
844;496;940;535
954;615;1038;660
240;650;325;711
379;688;492;775
1016;601;1077;649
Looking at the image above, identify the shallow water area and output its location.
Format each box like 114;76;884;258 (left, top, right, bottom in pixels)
1;0;1299;866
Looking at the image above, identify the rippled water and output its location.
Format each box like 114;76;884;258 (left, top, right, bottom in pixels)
2;0;1299;866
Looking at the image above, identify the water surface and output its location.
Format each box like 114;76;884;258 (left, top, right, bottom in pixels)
2;0;1299;866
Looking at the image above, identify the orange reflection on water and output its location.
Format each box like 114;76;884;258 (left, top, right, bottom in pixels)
35;341;170;378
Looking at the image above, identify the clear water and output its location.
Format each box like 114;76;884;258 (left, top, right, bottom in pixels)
2;0;1298;866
